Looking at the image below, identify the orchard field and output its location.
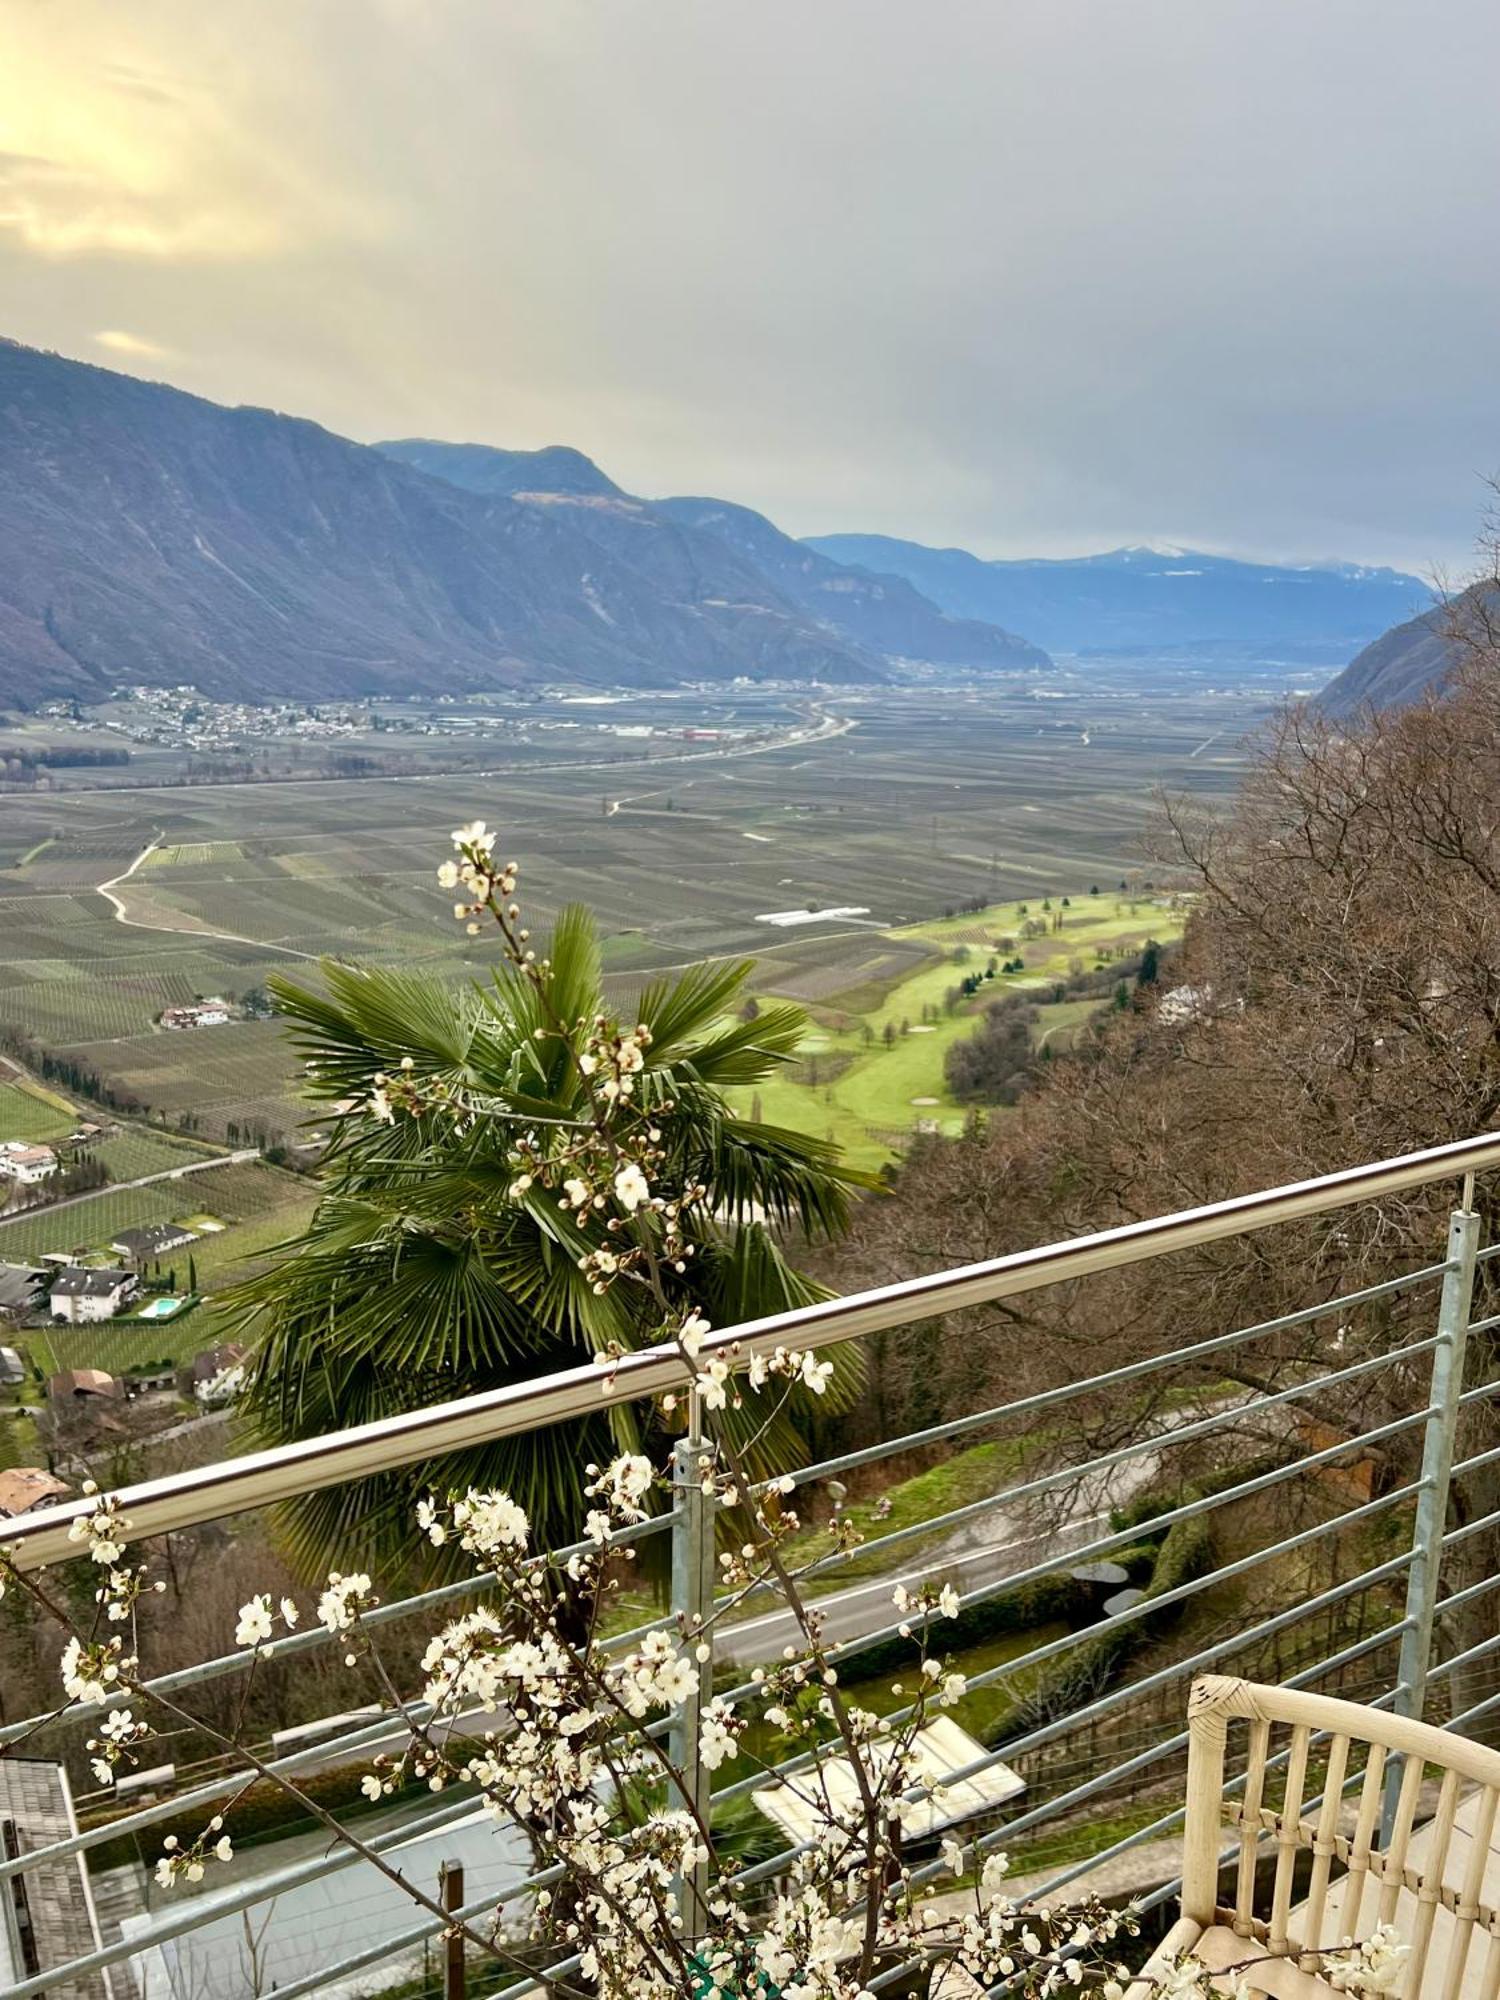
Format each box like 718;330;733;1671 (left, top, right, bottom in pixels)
0;682;1258;1156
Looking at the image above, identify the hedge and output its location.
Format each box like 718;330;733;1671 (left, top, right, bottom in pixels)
832;1571;1101;1687
983;1507;1217;1747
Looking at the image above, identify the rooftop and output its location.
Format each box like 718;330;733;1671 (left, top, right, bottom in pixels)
0;1760;107;1998
0;1467;70;1518
110;1223;198;1258
47;1367;121;1399
48;1267;133;1298
0;1263;45;1311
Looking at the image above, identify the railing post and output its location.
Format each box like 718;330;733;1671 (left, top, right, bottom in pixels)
1383;1201;1479;1833
439;1857;465;2000
668;1425;716;1940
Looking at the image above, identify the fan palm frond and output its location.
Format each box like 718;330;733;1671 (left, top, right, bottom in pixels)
228;905;870;1581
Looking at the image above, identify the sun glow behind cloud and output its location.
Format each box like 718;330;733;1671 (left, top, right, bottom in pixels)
93;329;174;358
0;35;287;260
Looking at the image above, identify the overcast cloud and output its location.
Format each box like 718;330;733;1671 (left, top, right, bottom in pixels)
3;0;1498;571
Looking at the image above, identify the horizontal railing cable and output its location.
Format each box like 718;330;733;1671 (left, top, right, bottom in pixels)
0;1507;676;1753
0;1782;501;2000
734;1337;1441;1605
1439;1502;1500;1553
707;1478;1423;1815
713;1398;1438;1711
21;1498;1444;1993
752;1268;1448;1498
7;1130;1496;1569
870;1633;1411;1993
10;1143;1500;1995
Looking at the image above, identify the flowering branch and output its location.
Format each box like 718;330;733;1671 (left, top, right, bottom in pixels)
0;827;1410;2000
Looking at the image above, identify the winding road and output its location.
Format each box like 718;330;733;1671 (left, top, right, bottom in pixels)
96;835;320;960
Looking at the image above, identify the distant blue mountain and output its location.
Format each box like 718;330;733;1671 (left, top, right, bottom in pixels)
804;535;1433;663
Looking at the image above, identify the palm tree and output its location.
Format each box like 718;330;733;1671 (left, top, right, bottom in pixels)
225;907;871;1577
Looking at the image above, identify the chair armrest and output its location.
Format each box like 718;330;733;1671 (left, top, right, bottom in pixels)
1123;1916;1206;2000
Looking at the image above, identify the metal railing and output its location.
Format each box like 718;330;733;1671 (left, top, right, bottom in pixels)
3;1129;1500;1999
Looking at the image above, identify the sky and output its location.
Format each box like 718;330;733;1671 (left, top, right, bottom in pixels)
2;0;1498;574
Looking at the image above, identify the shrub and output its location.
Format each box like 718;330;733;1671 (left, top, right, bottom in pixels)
833;1572;1098;1686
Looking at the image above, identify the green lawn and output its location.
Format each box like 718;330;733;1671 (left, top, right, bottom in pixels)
22;1306;208;1378
734;897;1182;1169
778;1436;1031;1590
843;1619;1070;1744
0;1079;75;1143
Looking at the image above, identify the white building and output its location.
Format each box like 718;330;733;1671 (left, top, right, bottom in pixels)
49;1267;137;1323
159;999;231;1030
0;1142;58;1186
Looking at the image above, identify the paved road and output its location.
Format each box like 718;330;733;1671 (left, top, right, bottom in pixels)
719;1512;1121;1664
716;1406;1217;1665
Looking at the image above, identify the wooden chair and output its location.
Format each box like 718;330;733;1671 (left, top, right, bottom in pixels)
1127;1676;1500;2000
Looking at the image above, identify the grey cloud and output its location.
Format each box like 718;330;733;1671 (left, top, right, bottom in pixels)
4;0;1497;571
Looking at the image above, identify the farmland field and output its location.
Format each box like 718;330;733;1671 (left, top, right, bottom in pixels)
90;1126;225;1181
22;1309;210;1379
0;681;1262;1160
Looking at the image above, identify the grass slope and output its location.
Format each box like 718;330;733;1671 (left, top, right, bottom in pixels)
738;897;1182;1169
0;1079;75;1142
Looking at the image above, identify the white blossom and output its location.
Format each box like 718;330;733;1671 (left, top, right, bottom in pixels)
451;1490;528;1556
1326;1925;1410;1995
679;1311;711;1358
980;1850;1011;1901
699;1699;739;1772
234;1595;275;1649
694;1357;731;1411
316;1572;372;1634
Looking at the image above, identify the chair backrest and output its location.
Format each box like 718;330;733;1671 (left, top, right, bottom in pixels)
1182;1677;1500;2000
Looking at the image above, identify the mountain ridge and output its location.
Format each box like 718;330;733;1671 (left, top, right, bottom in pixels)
376;439;1048;673
1316;584;1499;715
0;341;886;705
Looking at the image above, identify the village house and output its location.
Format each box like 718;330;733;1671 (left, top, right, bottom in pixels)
46;1366;123;1403
0;1140;58;1185
158;998;231;1030
48;1266;137;1323
186;1341;247;1388
110;1222;198;1262
0;1263;46;1319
